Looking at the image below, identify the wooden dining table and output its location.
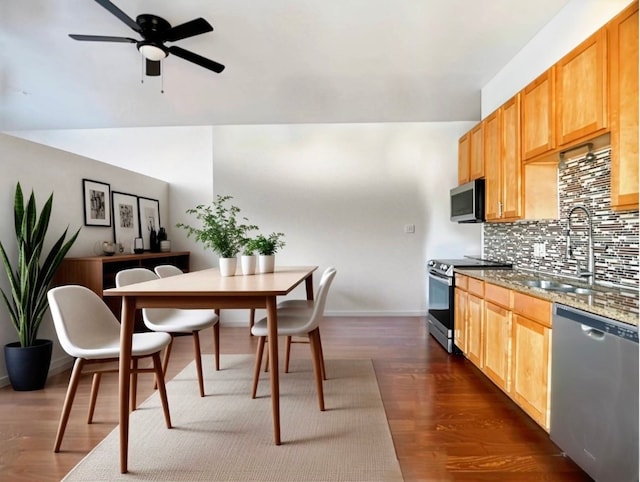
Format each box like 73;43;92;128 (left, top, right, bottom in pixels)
103;265;317;474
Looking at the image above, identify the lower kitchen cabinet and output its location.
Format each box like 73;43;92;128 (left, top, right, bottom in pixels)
483;299;512;393
454;274;553;432
466;278;484;367
454;285;468;354
512;314;551;430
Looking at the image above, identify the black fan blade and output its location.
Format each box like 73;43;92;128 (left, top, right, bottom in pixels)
69;34;136;43
146;59;161;77
164;18;213;42
95;0;142;33
168;46;225;73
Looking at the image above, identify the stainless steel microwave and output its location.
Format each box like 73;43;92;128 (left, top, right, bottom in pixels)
450;179;485;223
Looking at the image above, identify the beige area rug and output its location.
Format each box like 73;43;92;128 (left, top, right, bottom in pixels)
63;354;403;481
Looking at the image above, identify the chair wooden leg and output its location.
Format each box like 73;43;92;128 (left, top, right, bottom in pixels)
252;336;266;399
87;372;102;424
309;329;325;411
130;358;138;412
249;309;255;333
263;344;270;372
153;337;174;390
192;330;205;397
284;336;292;373
152;352;172;429
54;358;85;452
212;322;220;371
317;328;327;381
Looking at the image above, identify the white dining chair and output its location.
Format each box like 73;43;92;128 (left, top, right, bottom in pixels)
251;267;336;411
116;267;220;397
47;285;172;453
276;266;336;378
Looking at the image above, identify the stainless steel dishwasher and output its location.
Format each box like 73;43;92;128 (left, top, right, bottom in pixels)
551;303;638;481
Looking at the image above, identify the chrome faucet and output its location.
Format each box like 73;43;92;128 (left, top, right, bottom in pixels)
566;205;594;286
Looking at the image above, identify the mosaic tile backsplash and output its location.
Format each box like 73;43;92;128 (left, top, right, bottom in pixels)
484;148;639;289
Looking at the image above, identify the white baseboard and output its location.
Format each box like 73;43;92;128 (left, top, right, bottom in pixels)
220;311;427;327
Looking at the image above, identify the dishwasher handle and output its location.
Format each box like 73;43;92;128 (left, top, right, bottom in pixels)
581;324;605;340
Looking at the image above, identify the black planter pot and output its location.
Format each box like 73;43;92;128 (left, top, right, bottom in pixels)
4;339;53;391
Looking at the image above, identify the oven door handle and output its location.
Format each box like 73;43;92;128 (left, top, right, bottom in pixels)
428;270;452;286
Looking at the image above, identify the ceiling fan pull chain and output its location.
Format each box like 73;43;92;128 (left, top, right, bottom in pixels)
140;56;145;84
161;61;164;94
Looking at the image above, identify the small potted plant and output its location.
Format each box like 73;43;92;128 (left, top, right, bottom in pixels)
0;183;80;390
254;232;286;273
177;195;257;276
240;237;259;275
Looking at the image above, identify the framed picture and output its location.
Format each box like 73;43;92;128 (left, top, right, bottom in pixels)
82;179;111;227
138;197;160;250
112;191;140;251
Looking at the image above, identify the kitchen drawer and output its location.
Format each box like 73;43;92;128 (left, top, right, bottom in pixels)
468;277;484;296
485;282;511;308
455;274;468;290
513;292;552;327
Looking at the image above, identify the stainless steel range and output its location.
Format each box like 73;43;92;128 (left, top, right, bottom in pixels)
427;257;512;353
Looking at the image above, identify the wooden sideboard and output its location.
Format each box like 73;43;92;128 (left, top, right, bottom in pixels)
53;251;190;329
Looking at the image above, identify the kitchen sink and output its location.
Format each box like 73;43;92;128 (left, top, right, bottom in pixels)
522;279;594;295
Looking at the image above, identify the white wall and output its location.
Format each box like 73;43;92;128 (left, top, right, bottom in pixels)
482;0;634;116
12;122;482;322
0;133;170;386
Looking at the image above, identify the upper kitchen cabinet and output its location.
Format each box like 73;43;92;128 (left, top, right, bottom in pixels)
555;29;608;147
485;95;523;222
458;132;471;185
484;110;501;220
499;94;523;221
469;123;485;180
609;0;639;211
457;122;485;186
521;68;556;161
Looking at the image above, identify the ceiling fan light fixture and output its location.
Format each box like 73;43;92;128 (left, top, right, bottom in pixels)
138;42;167;61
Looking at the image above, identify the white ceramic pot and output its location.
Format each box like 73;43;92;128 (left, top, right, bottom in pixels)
258;255;275;273
219;257;237;277
241;255;257;275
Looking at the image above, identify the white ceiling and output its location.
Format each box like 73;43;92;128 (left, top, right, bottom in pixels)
0;0;572;131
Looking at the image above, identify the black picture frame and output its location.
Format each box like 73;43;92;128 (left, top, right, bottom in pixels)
112;191;140;251
138;197;160;251
82;179;111;227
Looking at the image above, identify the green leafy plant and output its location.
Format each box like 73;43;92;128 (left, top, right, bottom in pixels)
177;195;258;259
0;183;80;347
241;237;260;256
254;232;286;256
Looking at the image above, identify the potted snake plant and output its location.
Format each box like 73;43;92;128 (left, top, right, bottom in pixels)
0;183;80;390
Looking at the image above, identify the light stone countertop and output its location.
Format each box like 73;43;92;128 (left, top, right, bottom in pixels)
454;268;639;327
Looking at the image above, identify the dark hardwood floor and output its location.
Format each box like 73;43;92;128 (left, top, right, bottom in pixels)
0;316;591;481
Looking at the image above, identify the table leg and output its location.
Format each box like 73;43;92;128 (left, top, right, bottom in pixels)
305;273;314;301
119;296;136;474
266;296;281;445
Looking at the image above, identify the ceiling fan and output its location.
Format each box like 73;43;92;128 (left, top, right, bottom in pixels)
69;0;225;77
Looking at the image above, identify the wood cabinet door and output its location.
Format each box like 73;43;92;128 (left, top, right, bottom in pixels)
521;68;555;161
500;94;522;220
483;301;511;392
454;288;468;354
609;1;639;211
458;132;471;185
467;294;484;368
484;111;501;220
511;314;551;431
469;123;484;180
556;29;608;146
